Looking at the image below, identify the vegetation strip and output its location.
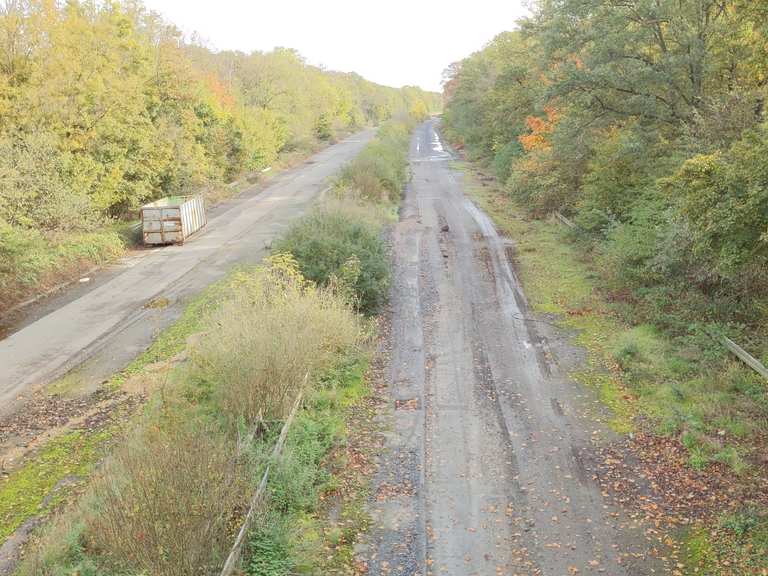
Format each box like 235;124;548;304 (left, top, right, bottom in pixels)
9;116;414;575
555;212;768;382
220;389;304;576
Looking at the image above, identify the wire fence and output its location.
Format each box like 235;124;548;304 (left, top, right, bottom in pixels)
219;380;306;576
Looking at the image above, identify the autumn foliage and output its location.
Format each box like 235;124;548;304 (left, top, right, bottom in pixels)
519;106;560;152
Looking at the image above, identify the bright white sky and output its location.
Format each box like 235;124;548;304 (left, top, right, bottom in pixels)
142;0;529;92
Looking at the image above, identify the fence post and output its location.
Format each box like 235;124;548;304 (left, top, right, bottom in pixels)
554;211;576;229
219;378;307;576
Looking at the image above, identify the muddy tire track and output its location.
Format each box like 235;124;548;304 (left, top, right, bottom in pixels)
362;120;669;576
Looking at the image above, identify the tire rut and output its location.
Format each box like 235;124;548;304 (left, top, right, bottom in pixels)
362;119;668;576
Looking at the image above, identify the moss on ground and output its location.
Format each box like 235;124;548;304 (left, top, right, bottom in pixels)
0;429;112;541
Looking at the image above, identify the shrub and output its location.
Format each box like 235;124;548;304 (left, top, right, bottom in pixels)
273;208;389;314
268;414;337;514
0;131;97;232
506;148;572;216
574;125;673;235
87;415;246;576
492;140;523;183
190;255;362;425
667;123;768;278
248;514;292;576
0;222;51;292
337;120;411;203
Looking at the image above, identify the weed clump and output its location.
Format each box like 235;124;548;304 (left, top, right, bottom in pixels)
190;255;362;425
88;416;246;576
337;120;411;203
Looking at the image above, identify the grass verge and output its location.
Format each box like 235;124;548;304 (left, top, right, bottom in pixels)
247;353;378;575
0;227;125;315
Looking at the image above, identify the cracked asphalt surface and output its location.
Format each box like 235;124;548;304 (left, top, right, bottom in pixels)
365;119;663;576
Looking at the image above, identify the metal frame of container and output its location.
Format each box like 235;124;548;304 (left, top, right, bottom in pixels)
140;195;207;245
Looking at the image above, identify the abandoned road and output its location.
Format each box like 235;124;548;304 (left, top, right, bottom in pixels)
0;130;375;416
365;120;661;575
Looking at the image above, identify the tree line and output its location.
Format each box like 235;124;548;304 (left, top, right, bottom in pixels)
0;0;438;306
442;0;768;341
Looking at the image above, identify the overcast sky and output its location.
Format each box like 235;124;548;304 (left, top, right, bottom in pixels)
141;0;529;92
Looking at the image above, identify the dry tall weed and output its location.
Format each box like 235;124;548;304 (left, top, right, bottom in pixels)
87;413;246;576
191;254;362;425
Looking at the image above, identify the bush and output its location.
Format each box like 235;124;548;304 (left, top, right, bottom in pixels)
246;353;369;576
668;123;768;278
575;125;672;235
0;131;97;232
0;222;51;291
492;140;523;183
337;120;411;203
273;208;389;314
87;415;246;576
190;255;362;425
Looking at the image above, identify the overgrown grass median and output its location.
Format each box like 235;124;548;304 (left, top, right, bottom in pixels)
14;119;410;576
19;255;367;576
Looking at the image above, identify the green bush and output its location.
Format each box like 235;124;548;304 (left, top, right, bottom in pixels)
248;516;292;576
0;222;50;291
667;123;768;279
574;125;672;236
337;120;411;203
246;353;369;576
190;255;361;425
492;140;523;183
273;209;389;314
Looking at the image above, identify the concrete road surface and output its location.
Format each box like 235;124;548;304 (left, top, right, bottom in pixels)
365;120;661;575
0;130;375;415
